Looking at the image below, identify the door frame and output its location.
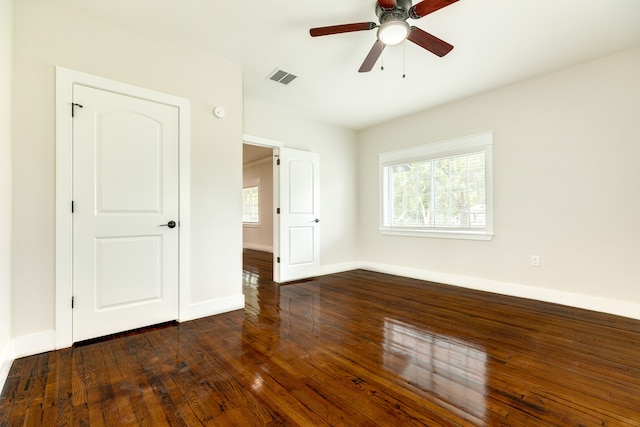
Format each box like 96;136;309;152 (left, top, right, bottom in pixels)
55;67;191;348
243;135;282;281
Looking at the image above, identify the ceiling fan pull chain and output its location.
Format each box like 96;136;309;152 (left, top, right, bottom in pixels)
402;43;407;78
381;52;385;71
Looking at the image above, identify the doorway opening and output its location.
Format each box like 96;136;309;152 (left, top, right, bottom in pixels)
242;136;321;284
242;144;275;257
242;135;281;282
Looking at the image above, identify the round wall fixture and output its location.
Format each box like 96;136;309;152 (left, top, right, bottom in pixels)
213;106;226;118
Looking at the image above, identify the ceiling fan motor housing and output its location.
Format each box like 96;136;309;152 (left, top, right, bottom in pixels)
376;0;412;45
376;0;412;22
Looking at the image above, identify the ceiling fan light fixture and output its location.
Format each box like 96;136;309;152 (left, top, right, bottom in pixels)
377;19;410;45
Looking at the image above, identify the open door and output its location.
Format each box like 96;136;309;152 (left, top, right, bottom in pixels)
275;147;320;282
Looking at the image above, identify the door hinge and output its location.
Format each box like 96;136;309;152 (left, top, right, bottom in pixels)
71;296;75;309
71;201;75;213
277;159;280;166
276;208;280;214
71;103;83;118
277;257;280;264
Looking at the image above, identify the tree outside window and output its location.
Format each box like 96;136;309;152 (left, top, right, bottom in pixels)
242;185;259;223
380;133;493;240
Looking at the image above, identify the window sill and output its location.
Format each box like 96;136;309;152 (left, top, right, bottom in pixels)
380;228;494;241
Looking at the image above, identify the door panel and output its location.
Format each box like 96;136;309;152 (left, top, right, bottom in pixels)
276;148;320;282
97;112;163;212
288;227;315;265
73;84;179;342
289;160;314;213
95;236;162;308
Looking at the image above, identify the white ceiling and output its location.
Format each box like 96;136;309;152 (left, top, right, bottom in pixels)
58;0;640;130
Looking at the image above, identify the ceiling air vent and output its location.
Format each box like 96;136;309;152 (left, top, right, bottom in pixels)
267;68;298;85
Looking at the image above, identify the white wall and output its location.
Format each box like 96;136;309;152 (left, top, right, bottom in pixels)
12;0;244;343
244;97;359;273
8;3;638;368
357;47;640;319
0;0;14;387
243;158;274;252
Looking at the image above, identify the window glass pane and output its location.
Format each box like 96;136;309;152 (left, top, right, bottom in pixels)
379;132;493;239
383;151;486;231
242;185;259;223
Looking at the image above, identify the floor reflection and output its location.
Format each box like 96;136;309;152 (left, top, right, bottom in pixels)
242;269;261;318
242;249;488;423
277;281;321;337
383;318;487;423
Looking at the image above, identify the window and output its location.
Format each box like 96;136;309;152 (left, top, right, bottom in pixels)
379;132;493;240
242;183;260;224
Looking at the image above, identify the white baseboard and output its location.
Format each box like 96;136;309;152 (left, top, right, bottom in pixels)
243;243;273;253
0;338;15;393
8;294;244;362
6;295;244;367
359;261;640;321
320;261;360;277
13;330;57;359
179;294;245;323
5;260;636;396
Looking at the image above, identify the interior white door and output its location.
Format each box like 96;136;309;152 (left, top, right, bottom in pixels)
72;84;179;342
276;147;320;282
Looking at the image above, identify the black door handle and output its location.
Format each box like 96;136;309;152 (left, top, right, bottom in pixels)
160;220;177;229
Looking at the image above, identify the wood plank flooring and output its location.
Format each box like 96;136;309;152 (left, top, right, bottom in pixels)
1;249;639;426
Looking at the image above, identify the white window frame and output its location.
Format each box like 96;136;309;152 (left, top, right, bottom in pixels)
242;179;260;226
379;132;494;241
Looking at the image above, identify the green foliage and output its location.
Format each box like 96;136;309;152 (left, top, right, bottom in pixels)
384;152;485;229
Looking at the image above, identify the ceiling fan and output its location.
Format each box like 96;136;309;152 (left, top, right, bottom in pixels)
309;0;459;72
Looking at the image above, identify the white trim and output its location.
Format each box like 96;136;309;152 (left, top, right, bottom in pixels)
359;261;640;321
380;229;494;241
243;134;284;148
242;243;274;253
378;131;493;165
179;295;245;323
55;66;191;349
14;330;56;358
242;223;261;228
0;339;15;393
320;261;360;276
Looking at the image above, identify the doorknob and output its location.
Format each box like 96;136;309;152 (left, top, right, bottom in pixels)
314;218;320;223
160;220;177;229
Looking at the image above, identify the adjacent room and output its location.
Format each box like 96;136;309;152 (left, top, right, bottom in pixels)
1;0;639;425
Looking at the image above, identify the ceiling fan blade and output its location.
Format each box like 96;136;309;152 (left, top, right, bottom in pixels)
407;26;453;57
377;0;397;9
358;40;386;73
310;22;377;37
409;0;459;19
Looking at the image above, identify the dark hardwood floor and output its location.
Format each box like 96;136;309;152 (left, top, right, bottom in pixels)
1;249;639;426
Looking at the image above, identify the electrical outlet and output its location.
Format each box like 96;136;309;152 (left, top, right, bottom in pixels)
531;255;540;267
